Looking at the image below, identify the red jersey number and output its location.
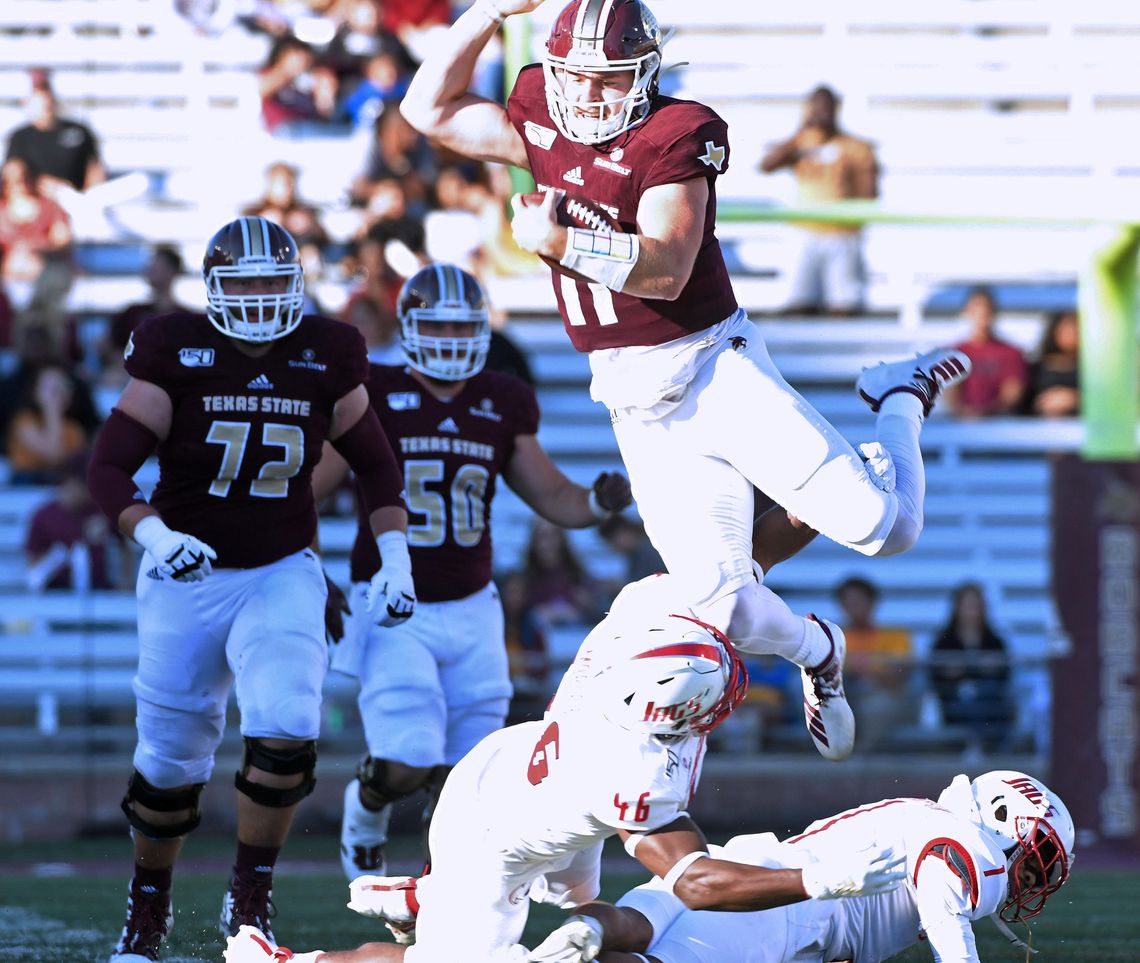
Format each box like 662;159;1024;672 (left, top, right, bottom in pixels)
614;791;651;823
527;721;560;786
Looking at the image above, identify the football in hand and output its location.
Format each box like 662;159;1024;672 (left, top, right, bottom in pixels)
516;190;624;282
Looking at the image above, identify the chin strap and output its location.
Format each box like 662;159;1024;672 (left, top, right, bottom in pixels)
989;915;1037;957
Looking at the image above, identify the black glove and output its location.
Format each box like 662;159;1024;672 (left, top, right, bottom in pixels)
324;570;351;645
589;471;633;518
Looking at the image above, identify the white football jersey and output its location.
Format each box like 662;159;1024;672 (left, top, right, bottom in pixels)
446;712;705;865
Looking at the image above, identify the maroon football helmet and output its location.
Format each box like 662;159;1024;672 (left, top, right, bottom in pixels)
543;0;662;145
202;216;305;342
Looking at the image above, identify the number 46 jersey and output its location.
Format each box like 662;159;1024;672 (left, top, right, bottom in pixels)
124;311;368;568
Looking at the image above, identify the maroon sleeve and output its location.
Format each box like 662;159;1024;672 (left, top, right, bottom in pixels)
123;314;180;391
642;109;731;190
25;505;51;556
510;377;541;436
327;321;370;402
505;65;546;144
87;408;159;524
330;406;404;515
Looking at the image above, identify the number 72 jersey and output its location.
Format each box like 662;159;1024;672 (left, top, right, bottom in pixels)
124;311;369;568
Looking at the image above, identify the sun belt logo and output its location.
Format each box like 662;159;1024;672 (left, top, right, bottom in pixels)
562;165;585;186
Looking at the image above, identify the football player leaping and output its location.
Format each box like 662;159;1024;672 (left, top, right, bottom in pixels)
224;580;906;963
397;0;972;763
87;216;415;962
310;262;633;883
528;769;1075;963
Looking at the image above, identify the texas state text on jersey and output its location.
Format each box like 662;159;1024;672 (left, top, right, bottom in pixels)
349;364;540;601
125;311;367;568
507;64;738;352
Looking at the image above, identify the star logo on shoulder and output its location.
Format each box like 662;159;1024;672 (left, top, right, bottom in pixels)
698;141;726;172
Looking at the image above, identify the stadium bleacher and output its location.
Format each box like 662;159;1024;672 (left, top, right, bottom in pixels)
4;0;1127;770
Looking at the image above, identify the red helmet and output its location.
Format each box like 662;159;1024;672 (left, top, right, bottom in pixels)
543;0;662;145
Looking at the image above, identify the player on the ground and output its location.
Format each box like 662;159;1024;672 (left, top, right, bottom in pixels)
86;216;415;962
396;0;971;763
310;262;633;881
223;584;907;963
527;768;1075;963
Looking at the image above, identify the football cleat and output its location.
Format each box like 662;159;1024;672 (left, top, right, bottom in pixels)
801;616;855;761
346;874;419;944
220;872;276;944
340;778;391;881
223;925;296;963
856;348;971;417
109;880;173;962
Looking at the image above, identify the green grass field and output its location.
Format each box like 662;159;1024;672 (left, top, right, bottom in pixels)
1;836;1137;962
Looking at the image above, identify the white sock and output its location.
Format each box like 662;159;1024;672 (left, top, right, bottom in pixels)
875;403;926;555
712;583;829;668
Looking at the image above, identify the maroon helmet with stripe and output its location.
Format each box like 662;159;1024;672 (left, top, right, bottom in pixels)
202;215;305;342
593;613;747;735
543;0;662;145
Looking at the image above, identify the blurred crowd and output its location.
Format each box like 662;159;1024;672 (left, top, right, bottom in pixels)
0;6;1075;759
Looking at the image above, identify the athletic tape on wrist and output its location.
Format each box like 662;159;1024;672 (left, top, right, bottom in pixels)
623;833;644;858
662;851;708;895
560;227;640;292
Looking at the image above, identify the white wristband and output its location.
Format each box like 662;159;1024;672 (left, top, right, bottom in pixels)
375;530;412;573
474;0;505;24
662;851;708;895
132;514;172;553
623;833;645;858
560;227;640;293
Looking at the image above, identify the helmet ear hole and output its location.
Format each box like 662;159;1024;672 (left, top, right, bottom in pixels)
994;804;1008;823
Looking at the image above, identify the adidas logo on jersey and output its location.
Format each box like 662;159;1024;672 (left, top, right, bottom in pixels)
562;165;585;186
247;373;274;389
437;417;460;434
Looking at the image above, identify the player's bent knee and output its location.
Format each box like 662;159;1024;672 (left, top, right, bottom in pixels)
121;769;205;839
234;736;317;808
358;756;430;805
877;511;921;556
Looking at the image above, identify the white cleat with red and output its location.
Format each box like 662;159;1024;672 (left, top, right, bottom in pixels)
856;348;971;417
801;616;855;761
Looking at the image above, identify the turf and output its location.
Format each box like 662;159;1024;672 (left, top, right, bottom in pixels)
0;836;1136;962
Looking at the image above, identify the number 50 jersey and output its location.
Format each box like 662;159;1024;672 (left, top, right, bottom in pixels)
349;364;540;602
124;311;369;568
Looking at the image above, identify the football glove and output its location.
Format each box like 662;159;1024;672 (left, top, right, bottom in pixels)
588;471;633;519
347;874;419;943
223;925;297;962
366;531;416;627
528;915;604;962
801;844;907;900
323;570;350;645
133;515;217;583
858;441;896;494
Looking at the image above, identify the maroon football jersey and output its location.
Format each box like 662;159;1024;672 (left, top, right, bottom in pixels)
506;64;738;351
349;365;540;602
124;311;368;568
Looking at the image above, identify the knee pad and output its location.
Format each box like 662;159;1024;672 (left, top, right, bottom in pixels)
121;770;204;840
358;756;430;806
235;737;317;809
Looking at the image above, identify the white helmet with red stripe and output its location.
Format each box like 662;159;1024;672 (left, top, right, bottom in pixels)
943;770;1075;922
593;614;747;736
543;0;662;145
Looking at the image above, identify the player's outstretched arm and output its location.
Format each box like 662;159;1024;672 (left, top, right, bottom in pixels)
504;435;631;527
400;0;534;167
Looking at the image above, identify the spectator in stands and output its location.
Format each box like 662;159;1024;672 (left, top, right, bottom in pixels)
523;517;606;627
349;104;436;216
106;244;189;360
379;0;452;65
341;48;409;128
424;165;485;274
4;70;106;201
0;155;73;315
1023;309;1080;418
258;36;339;135
24;451;129;591
945;286;1029;417
759;85;878;316
928;581;1013;756
242;162;330;275
0;322;100;442
5;363;90;485
499;567;552;724
834;575;917;754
